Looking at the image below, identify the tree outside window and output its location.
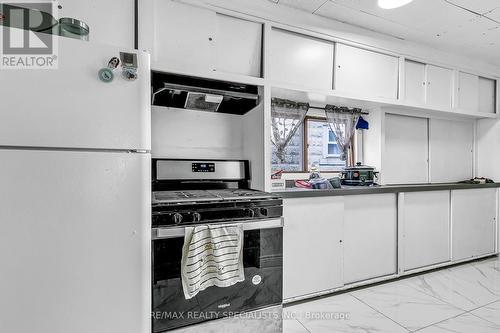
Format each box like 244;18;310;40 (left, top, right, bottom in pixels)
271;118;349;172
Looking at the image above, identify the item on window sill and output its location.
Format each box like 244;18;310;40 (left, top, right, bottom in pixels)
308;164;321;180
341;162;379;186
356;116;369;130
309;178;334;190
458;177;494;184
271;169;284;180
295;180;312;189
328;177;342;189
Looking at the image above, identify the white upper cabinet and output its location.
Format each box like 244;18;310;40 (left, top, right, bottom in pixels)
269;28;334;90
152;1;262;77
458;72;479;111
383;114;429;185
153;1;216;74
426;65;453;109
215;14;263;77
335;44;399;99
404;60;426;105
405;60;496;115
429;119;473;183
479;77;497;114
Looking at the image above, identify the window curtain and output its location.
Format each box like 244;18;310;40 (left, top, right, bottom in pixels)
271;98;309;163
324;105;362;162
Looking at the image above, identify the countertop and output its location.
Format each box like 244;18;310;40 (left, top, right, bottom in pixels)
275;182;500;198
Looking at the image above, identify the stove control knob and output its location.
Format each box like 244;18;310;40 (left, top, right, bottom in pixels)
192;212;202;223
259;208;269;217
244;208;255;218
172;213;183;225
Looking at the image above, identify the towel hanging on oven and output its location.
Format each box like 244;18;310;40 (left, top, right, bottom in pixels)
181;224;245;300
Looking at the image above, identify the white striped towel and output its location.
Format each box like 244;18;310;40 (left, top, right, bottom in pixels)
181;223;245;300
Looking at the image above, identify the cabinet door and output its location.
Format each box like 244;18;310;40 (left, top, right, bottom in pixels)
429;119;473;183
458;72;479;111
283;197;343;300
153;1;215;73
479;77;497;114
405;60;426;104
270;28;334;90
426;65;453;109
344;194;397;284
452;189;497;261
215;14;262;77
335;44;399;99
401;191;450;271
383;114;429;185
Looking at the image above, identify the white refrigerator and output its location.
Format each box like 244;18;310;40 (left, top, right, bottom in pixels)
0;27;151;333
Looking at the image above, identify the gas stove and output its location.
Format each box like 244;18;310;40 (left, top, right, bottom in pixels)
151;159;284;333
151;159;283;227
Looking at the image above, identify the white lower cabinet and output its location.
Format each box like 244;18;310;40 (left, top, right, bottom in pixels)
451;188;497;261
343;194;397;284
283;197;343;300
400;191;451;272
283;188;498;302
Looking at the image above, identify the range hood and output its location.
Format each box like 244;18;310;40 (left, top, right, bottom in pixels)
151;71;260;115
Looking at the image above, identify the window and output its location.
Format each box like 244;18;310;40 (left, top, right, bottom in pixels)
271;117;350;172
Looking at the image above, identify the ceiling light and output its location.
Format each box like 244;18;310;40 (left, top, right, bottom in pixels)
377;0;414;9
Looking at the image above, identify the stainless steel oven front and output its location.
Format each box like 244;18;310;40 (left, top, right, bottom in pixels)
151;218;283;332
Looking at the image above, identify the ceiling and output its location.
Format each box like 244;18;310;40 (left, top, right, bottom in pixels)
269;0;500;68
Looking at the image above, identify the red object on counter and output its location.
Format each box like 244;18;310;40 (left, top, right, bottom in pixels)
271;169;284;180
295;180;312;189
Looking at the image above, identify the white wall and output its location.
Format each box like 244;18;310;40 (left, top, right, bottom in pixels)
242;94;266;190
151;106;244;159
151;104;269;190
58;0;135;48
363;108;384;172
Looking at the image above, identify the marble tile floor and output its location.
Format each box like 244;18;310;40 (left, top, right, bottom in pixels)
283;256;500;333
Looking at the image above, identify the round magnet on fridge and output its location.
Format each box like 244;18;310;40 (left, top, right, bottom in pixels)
98;67;114;83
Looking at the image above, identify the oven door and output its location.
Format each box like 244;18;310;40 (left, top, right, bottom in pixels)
152;218;283;332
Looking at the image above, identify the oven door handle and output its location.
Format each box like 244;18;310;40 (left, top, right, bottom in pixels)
152;218;283;240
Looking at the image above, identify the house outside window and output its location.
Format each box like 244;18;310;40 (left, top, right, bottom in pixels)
271;118;349;172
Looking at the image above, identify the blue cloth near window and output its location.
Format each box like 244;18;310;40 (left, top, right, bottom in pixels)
356;116;369;130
